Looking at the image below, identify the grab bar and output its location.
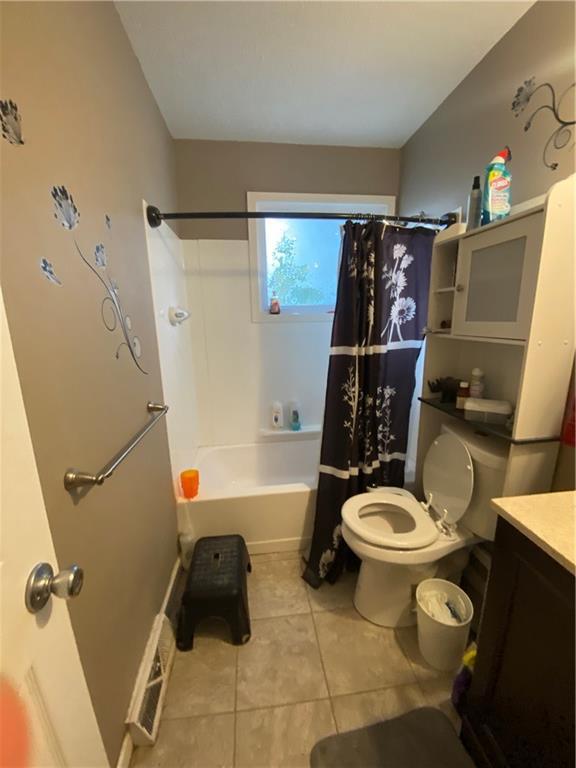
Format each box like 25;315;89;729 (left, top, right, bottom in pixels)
64;402;169;491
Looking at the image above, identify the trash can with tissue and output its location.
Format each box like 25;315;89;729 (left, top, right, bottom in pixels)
416;578;474;671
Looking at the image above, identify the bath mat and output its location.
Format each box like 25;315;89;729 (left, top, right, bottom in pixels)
309;707;475;768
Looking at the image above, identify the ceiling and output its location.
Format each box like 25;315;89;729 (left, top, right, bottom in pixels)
116;1;532;148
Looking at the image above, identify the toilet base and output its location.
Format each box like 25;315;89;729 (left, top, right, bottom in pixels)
353;550;470;628
353;559;436;627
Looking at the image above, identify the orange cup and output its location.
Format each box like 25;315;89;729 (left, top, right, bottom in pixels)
180;469;199;499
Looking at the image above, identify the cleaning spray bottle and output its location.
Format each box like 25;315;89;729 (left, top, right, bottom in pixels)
481;146;512;225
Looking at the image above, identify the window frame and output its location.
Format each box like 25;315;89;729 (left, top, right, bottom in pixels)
247;191;396;323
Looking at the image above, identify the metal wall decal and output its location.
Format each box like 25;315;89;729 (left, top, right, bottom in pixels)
0;99;24;145
512;77;575;170
50;185;147;374
40;257;62;286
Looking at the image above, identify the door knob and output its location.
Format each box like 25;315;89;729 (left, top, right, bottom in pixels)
25;563;84;614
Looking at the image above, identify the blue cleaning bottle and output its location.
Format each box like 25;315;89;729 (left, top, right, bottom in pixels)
481;146;512;225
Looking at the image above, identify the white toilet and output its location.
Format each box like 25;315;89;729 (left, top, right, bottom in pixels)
342;422;508;627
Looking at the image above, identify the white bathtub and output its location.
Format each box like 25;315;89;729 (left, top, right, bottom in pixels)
177;439;320;554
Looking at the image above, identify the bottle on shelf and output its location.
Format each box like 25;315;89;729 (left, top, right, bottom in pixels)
456;381;471;410
470;368;485;398
466;176;482;231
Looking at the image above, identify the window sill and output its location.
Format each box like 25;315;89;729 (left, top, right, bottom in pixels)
252;311;334;324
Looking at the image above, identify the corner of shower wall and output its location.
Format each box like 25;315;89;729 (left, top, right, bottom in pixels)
144;205;204;493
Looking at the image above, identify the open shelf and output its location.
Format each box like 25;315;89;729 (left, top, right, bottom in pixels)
418;398;557;445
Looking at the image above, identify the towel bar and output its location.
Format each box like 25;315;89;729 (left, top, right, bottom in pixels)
64;402;168;491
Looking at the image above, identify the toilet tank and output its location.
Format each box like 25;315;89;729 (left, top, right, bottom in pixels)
440;422;508;541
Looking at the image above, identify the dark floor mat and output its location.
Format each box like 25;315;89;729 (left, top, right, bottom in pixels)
310;707;475;768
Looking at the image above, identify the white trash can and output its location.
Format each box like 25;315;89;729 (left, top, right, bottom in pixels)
416;578;474;672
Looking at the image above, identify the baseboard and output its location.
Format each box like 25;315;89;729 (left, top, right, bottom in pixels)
116;732;133;768
247;536;310;555
160;557;181;615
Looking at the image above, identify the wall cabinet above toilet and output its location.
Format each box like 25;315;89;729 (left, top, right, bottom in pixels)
452;212;543;341
415;174;574;502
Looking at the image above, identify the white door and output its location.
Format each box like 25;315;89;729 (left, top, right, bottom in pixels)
452;212;543;340
0;293;109;768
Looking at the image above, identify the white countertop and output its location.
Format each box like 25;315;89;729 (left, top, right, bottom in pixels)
491;491;575;574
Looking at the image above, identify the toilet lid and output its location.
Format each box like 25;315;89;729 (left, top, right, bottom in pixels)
342;491;439;550
422;433;474;524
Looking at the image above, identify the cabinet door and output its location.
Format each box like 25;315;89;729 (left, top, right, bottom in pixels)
463;519;575;768
453;213;543;340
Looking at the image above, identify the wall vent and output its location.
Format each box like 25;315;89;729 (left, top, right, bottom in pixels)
125;613;175;746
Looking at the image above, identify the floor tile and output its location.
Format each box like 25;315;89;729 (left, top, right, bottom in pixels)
236;614;328;710
131;713;234;768
306;570;357;613
249;558;310;619
314;607;416;696
395;625;451;684
163;621;237;718
331;683;427;732
419;675;461;733
235;700;336;768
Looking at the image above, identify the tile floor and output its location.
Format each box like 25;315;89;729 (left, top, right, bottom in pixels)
132;551;460;768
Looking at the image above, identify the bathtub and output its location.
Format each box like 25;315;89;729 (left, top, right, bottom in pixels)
176;439;320;554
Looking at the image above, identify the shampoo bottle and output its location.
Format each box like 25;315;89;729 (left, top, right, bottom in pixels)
481;147;512;225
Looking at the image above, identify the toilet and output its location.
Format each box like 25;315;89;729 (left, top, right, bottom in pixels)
342;422;508;627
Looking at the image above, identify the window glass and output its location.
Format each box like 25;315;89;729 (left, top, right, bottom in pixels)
265;219;341;307
249;193;395;320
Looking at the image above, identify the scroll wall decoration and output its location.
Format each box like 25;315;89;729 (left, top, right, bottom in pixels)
1;98;147;374
512;77;575;170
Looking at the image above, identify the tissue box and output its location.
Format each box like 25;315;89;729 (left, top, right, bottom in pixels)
464;398;512;424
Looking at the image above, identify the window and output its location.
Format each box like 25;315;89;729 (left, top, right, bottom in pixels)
248;192;395;322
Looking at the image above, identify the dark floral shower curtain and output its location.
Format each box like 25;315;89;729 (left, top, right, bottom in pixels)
303;221;436;588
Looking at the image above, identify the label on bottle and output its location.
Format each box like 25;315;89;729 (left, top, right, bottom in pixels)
488;172;511;217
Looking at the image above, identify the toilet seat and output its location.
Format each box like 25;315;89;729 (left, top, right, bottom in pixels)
342;492;439;550
341;432;476;553
422;433;474;525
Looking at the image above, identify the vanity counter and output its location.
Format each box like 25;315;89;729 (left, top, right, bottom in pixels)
491;491;575;575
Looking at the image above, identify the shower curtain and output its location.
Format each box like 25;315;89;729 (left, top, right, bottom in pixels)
303;221;435;588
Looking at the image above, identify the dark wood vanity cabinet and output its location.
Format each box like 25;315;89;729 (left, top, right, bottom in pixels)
461;517;575;768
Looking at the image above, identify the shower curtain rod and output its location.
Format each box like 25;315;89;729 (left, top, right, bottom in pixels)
145;205;457;229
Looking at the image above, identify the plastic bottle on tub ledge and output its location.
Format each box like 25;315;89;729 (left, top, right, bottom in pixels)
289;401;301;431
271;401;284;429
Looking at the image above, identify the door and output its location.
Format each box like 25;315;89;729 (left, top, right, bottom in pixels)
452;212;543;340
0;293;109;767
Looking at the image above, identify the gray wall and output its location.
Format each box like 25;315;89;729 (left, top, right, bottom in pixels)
399;0;575;490
175;140;400;239
1;3;178;762
400;1;575;217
